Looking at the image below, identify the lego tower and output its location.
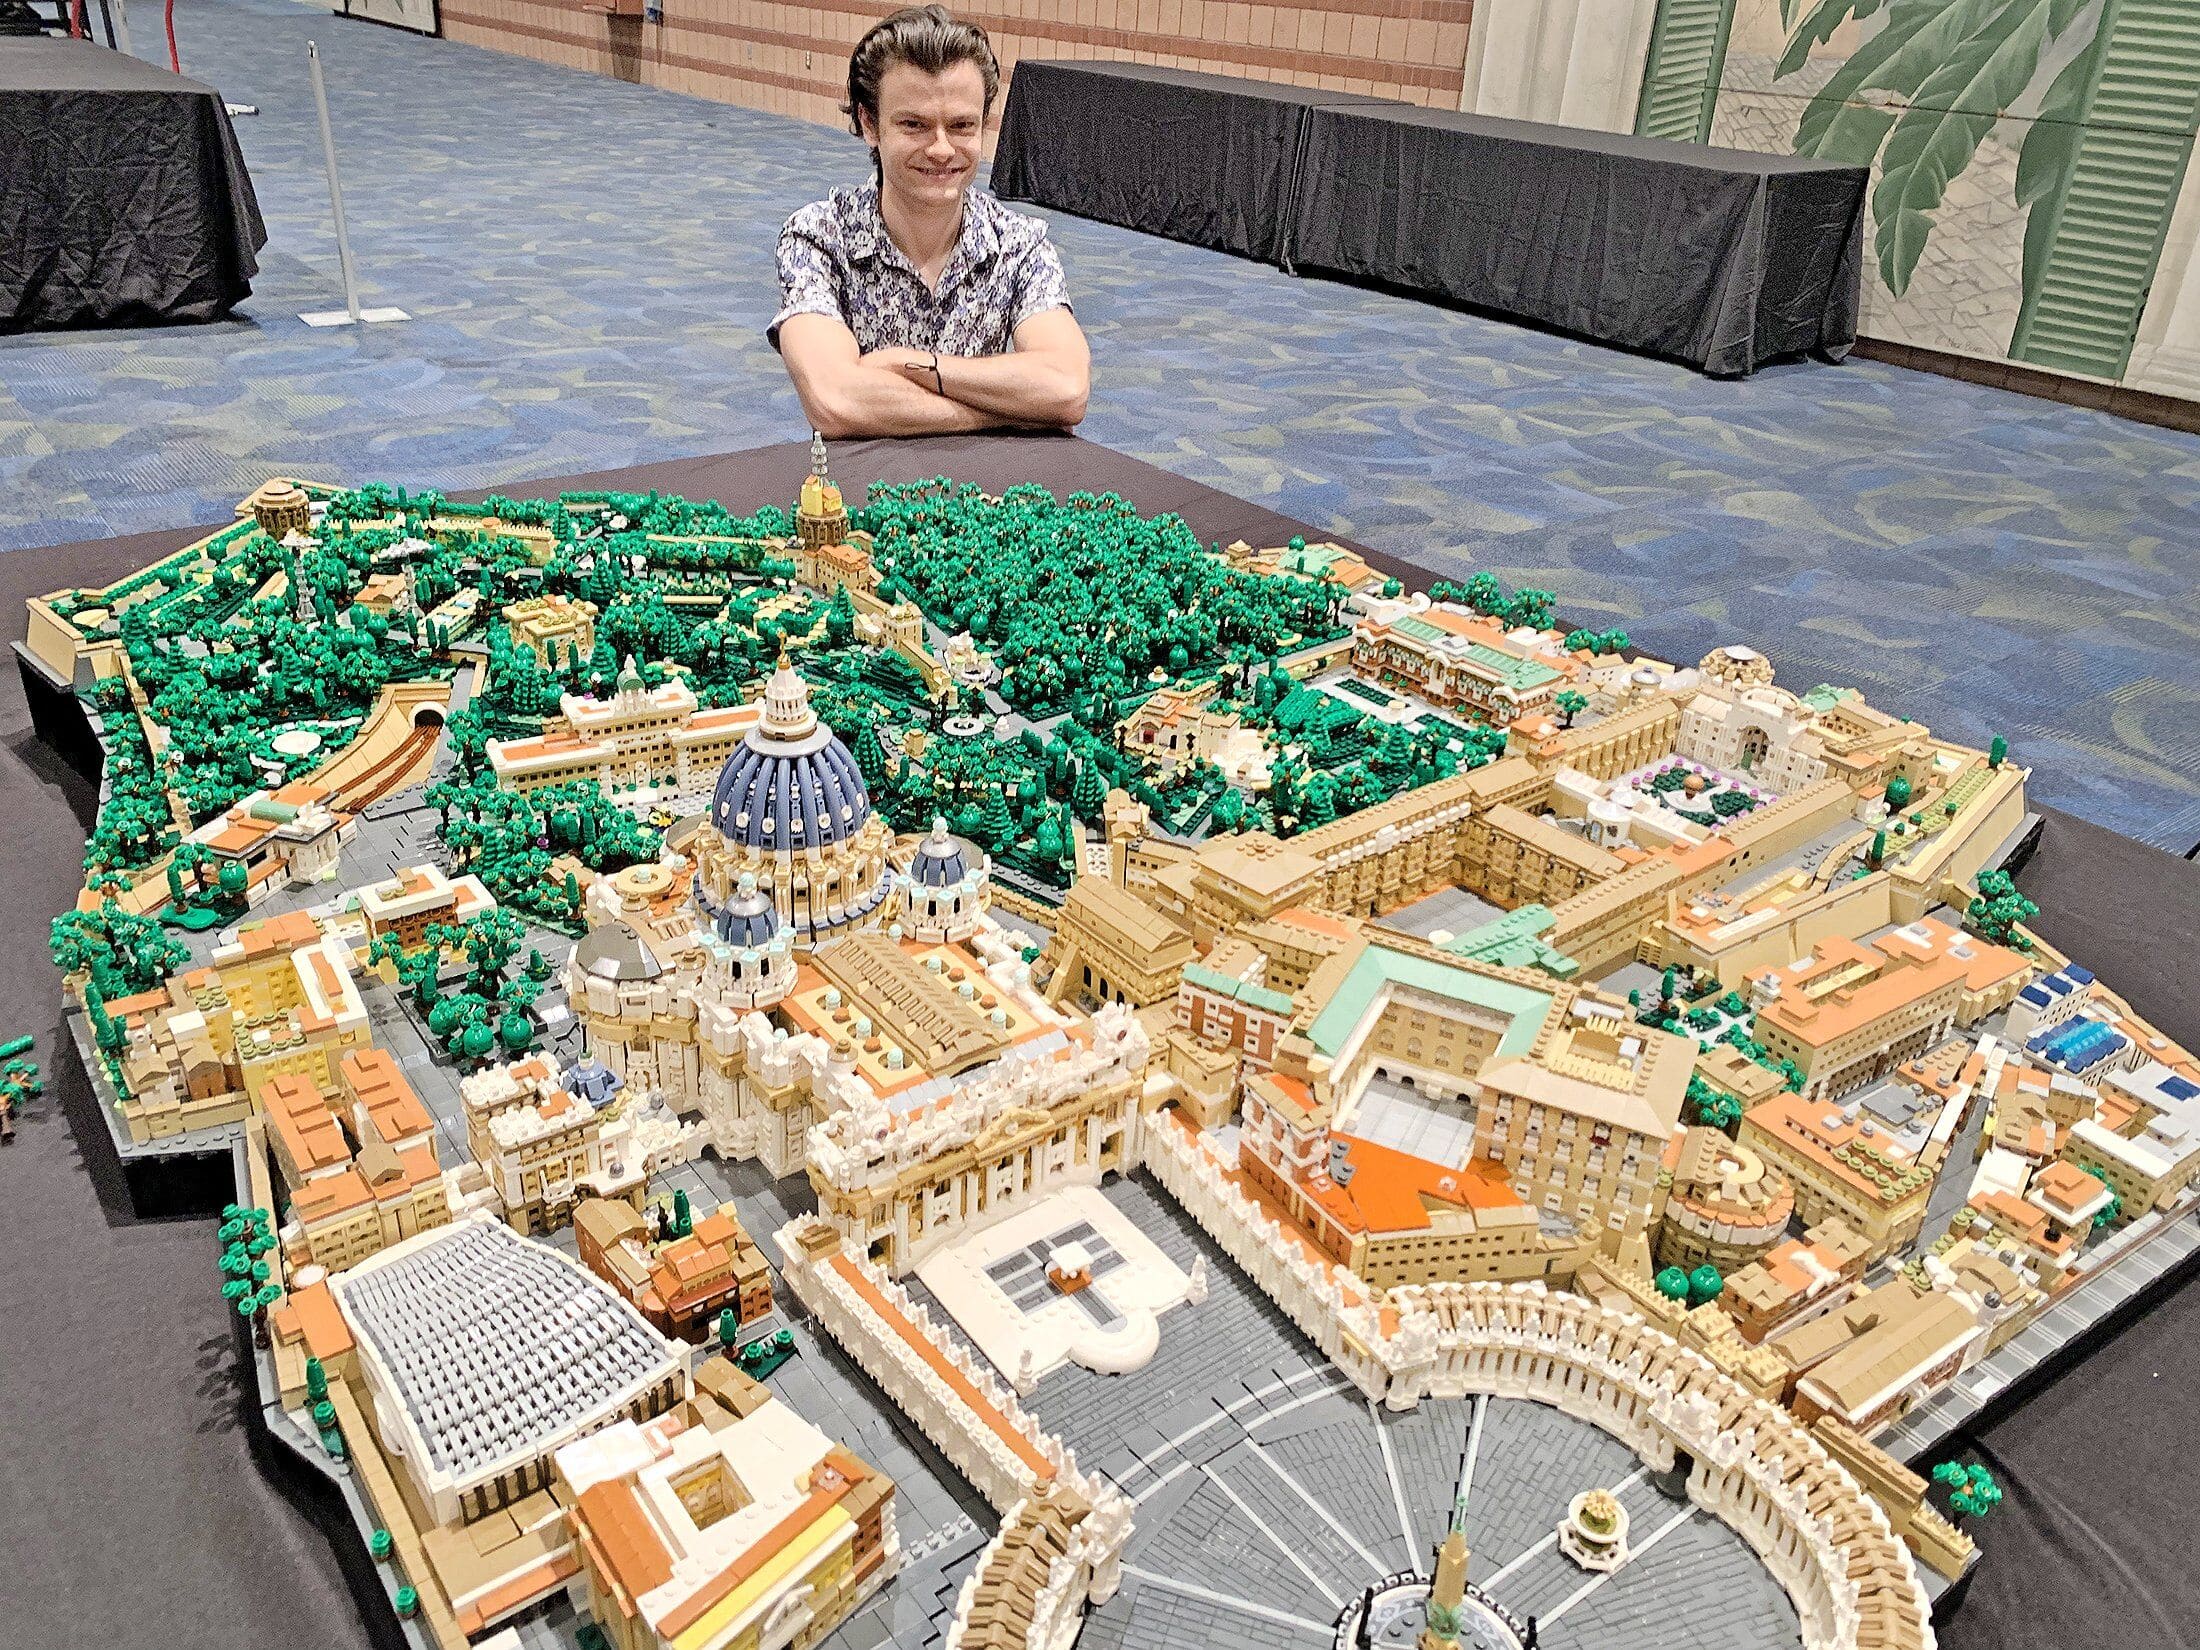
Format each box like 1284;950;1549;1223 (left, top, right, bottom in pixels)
798;430;848;551
1419;1482;1473;1650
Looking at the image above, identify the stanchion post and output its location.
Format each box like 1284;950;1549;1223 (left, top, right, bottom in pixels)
307;41;362;325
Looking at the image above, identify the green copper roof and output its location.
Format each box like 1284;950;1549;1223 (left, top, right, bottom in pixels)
1280;544;1342;575
1183;961;1295;1016
1461;643;1560;692
1802;684;1853;712
1439;905;1581;980
1387;619;1560;694
1306;944;1554;1058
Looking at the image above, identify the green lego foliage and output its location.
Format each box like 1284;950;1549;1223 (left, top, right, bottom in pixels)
1930;1459;2003;1522
1968;868;2039;949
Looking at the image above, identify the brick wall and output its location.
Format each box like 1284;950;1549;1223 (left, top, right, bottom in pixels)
438;1;1474;137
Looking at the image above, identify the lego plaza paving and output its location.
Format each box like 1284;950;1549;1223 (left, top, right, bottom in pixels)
654;1165;1805;1650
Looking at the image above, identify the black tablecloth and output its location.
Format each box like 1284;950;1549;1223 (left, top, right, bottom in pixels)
995;61;1866;376
993;59;1393;265
0;37;265;330
1291;103;1866;375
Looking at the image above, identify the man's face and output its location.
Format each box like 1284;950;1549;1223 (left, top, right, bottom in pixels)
865;61;986;210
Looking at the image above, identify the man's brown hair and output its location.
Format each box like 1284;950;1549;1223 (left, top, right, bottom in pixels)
844;5;1001;142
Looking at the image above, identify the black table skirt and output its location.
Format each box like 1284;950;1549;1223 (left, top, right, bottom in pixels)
1291;102;1867;376
994;60;1866;376
993;59;1395;266
0;37;266;331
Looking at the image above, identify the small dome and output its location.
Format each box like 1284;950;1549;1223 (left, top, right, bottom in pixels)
911;817;971;888
713;871;782;949
573;921;663;981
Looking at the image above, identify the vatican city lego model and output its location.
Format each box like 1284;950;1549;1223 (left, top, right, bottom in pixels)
23;437;2200;1650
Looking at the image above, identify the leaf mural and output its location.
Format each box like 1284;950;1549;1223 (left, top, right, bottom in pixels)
1782;0;2108;296
1870;0;2054;292
1778;0;1895;78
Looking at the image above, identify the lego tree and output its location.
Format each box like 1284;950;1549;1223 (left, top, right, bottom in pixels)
1929;1460;2003;1524
672;1188;693;1238
2078;1163;2123;1228
51;900;191;998
1967;868;2038;949
1554;689;1588;727
1686;1263;1724;1308
1685;1075;1742;1134
0;1053;38;1140
1988;734;2007;769
718;1308;740;1350
1884;774;1913;810
427;906;527;994
1654;1266;1691;1304
369;933;444;1014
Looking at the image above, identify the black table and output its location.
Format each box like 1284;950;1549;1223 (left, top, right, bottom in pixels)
993;59;1394;266
6;435;2196;1650
994;61;1866;376
0;36;265;330
1292;102;1867;375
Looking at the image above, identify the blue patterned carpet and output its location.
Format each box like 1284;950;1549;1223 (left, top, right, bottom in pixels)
4;0;2198;852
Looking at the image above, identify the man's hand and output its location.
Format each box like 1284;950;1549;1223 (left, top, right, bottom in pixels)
780;310;1089;438
781;316;992;439
927;310;1089;429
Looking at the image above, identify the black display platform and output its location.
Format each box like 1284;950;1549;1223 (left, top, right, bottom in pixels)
6;434;2197;1650
0;36;265;329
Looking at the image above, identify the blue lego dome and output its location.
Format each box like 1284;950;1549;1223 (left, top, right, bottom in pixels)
910;817;972;887
711;660;872;851
710;871;784;948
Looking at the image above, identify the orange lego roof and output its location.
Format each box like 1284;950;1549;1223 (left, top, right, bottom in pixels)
2033;1160;2105;1217
575;1481;675;1598
284;1279;356;1361
293;1166;375;1222
239;909;321;957
1293;1138;1523;1239
343;1048;435;1139
828;1252;1055;1485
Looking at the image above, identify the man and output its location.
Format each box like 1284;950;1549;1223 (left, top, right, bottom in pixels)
771;6;1089;438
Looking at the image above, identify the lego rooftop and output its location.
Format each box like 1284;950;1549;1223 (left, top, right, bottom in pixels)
5;7;2200;1650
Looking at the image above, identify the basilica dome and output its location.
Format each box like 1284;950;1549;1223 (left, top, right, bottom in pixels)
711;658;872;850
690;655;893;948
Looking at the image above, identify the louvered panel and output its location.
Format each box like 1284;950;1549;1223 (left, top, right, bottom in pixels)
1634;0;1738;144
2011;0;2200;379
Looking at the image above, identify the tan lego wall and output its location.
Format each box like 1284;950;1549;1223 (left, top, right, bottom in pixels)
438;2;1477;135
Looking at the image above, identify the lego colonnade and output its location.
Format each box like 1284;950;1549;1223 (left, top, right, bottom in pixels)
776;1218;1132;1650
1140;1114;1933;1650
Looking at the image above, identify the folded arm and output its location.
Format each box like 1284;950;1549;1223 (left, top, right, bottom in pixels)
904;309;1090;429
777;313;1000;439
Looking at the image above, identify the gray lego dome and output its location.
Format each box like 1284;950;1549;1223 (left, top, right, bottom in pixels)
710;659;872;851
573;921;664;982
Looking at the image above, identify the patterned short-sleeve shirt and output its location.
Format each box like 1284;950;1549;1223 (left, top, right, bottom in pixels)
769;183;1071;356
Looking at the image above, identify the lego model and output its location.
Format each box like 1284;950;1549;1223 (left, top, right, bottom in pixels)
28;445;2200;1650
